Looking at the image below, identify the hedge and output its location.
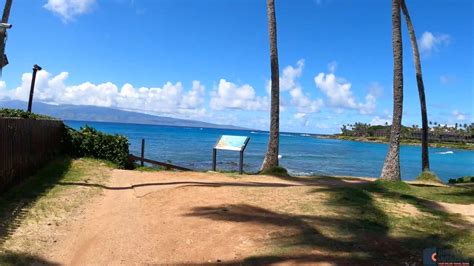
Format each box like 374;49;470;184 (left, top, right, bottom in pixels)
0;108;57;120
63;125;130;168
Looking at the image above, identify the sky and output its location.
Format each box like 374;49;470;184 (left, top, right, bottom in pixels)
0;0;472;133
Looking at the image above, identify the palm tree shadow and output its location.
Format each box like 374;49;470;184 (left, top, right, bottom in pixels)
184;179;471;265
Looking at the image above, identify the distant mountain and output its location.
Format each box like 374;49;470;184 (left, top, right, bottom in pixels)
0;100;248;130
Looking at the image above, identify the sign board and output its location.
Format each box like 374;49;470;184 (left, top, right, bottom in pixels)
214;135;249;151
212;135;250;174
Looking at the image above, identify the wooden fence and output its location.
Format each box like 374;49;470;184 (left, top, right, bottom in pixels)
0;118;64;192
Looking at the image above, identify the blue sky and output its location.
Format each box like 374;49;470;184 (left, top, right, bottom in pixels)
0;0;472;133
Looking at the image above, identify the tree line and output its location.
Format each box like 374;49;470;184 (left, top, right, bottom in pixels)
340;122;474;142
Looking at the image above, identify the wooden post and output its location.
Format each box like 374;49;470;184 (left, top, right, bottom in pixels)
239;151;244;175
27;64;42;113
212;148;217;171
140;138;145;167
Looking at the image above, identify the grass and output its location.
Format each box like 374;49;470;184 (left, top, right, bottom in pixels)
0;157;112;264
234;176;474;264
416;170;442;183
260;166;291;178
134;165;164;172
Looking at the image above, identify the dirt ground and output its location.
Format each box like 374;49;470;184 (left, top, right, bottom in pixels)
2;168;473;265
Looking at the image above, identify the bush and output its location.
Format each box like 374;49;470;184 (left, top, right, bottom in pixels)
63;125;129;168
448;178;457;184
0;108;57;120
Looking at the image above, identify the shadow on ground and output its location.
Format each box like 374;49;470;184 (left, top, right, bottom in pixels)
0;157;72;244
184;176;473;265
0;251;59;266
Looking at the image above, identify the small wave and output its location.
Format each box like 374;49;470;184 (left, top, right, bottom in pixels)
280;134;293;137
300;134;310;137
437;151;454;155
278;154;283;159
250;131;268;135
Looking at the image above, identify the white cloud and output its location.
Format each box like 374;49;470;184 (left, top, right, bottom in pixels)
289;87;324;113
294;113;309;127
44;0;96;22
4;70;207;117
280;59;304;92
314;71;377;114
419;31;450;55
276;60;324;114
370;116;391;126
328;61;337;73
440;75;456;85
210;79;268;111
452;110;466;121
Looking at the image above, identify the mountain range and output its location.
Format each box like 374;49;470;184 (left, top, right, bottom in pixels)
0;100;248;130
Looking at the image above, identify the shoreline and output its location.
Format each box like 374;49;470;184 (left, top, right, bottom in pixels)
319;135;474;151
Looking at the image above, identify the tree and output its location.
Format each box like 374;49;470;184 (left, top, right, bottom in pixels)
0;0;12;71
381;0;403;181
400;0;430;171
261;0;280;171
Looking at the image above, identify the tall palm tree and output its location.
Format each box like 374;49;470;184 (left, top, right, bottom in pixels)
400;0;430;172
381;0;403;181
0;0;13;71
261;0;280;171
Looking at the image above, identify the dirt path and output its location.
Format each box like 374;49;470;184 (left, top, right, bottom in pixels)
39;170;472;265
46;170;316;265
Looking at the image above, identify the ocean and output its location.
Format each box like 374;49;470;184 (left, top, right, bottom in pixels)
66;120;474;182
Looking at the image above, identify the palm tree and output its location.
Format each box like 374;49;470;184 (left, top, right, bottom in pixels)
381;0;403;181
260;0;280;171
0;0;13;71
400;0;430;171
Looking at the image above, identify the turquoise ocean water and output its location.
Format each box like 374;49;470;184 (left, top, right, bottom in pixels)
66;120;474;182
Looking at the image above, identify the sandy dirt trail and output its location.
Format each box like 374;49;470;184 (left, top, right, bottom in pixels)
47;170;310;265
43;170;473;265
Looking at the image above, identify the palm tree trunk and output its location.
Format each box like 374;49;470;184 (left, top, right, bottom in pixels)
260;0;280;171
381;0;403;181
0;0;13;70
400;0;430;172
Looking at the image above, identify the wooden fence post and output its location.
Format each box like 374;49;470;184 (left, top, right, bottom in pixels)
212;148;217;171
140;138;145;167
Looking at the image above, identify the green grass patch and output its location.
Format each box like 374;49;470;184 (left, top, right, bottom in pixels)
416;171;442;183
0;157;112;253
134;165;164;172
260;166;291;178
370;179;473;204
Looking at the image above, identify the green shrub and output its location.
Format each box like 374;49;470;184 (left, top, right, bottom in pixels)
0;108;56;120
63;125;129;168
448;178;457;184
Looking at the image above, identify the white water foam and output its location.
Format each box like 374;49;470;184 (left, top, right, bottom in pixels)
437;151;454;155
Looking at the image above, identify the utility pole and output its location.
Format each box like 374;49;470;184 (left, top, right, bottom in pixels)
27;64;42;113
0;0;13;71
